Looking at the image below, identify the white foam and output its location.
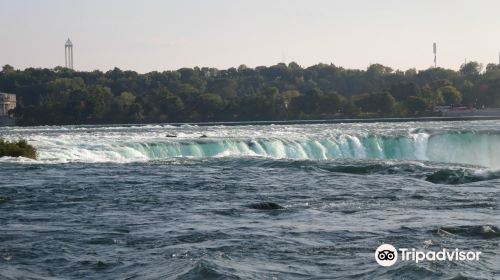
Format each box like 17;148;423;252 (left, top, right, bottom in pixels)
2;123;500;167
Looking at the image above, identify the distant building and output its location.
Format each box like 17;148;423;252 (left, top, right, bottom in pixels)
0;92;16;126
435;104;500;117
65;38;74;69
0;92;16;116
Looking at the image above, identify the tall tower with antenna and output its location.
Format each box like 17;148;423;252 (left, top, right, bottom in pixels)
433;42;437;68
65;38;74;69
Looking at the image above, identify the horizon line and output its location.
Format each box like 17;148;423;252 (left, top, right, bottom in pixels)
3;61;492;74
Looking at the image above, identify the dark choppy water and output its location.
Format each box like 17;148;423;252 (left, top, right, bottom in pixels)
0;122;499;279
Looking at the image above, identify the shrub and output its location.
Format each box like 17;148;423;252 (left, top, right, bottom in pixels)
0;139;37;159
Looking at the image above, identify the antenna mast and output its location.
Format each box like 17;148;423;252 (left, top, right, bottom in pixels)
433;42;437;68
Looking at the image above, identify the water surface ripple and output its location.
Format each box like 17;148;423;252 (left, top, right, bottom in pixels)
0;121;499;279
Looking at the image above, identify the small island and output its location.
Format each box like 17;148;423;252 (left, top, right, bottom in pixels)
0;139;37;159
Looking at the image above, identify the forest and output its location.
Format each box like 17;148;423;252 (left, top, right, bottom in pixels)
1;61;500;125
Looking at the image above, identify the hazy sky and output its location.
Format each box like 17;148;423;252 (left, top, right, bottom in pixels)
1;0;500;73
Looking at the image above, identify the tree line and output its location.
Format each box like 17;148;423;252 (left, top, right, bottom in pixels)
1;61;499;126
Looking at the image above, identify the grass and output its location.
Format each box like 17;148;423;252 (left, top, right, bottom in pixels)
0;139;37;159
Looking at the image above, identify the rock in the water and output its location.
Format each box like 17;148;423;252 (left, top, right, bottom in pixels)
249;202;284;210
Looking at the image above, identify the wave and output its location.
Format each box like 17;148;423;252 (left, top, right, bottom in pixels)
436;225;500;239
425;169;500;184
187;158;498;185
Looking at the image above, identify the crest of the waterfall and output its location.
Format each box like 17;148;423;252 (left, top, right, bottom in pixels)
3;122;500;168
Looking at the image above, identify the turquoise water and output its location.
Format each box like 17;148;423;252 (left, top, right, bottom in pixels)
0;121;499;279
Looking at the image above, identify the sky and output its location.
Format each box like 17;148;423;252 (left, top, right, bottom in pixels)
1;0;500;73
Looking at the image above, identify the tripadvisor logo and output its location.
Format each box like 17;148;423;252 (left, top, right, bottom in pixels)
375;244;482;267
375;244;398;267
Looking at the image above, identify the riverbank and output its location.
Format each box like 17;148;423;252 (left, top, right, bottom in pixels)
174;115;500;127
6;115;500;129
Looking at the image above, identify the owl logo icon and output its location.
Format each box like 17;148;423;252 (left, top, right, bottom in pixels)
375;244;398;267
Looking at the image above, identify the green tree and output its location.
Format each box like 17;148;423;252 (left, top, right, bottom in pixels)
206;78;237;100
389;82;420;101
195;93;224;120
116;91;136;106
289;89;322;116
5;60;500;125
460;62;482;79
437;85;462;105
2;64;15;74
367;64;393;77
318;92;346;115
403;96;429;115
355;92;396;115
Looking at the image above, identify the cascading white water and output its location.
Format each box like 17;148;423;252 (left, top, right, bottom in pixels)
2;122;500;167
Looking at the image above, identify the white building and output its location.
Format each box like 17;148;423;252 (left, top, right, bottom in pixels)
0;92;16;117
